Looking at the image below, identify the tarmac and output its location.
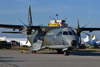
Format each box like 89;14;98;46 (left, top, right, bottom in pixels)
0;50;100;67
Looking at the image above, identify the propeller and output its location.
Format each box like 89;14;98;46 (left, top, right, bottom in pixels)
19;19;34;35
19;19;27;27
82;31;91;36
76;19;90;46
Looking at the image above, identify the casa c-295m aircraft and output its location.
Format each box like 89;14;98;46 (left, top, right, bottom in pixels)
0;5;100;56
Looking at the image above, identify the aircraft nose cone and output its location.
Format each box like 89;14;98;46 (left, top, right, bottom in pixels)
71;40;77;46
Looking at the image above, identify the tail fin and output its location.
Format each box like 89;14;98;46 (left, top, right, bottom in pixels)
28;5;33;27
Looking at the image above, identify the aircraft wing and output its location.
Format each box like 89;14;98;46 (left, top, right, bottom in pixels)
80;27;100;32
31;26;59;32
0;24;59;32
2;31;22;34
0;24;23;30
0;24;41;30
1;24;100;32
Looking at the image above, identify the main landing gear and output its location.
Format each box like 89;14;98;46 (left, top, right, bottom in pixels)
57;49;70;56
64;50;70;56
57;49;63;54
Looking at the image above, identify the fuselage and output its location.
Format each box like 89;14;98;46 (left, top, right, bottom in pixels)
42;27;79;51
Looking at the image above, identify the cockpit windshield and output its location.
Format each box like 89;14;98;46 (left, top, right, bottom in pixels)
69;31;73;35
57;30;74;36
63;31;73;35
63;31;68;35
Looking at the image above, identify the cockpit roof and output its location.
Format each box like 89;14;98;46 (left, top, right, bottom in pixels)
56;28;76;36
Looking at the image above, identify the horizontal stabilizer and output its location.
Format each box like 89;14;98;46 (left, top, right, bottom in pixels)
2;31;22;34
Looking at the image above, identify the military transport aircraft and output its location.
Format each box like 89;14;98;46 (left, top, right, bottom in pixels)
0;5;100;56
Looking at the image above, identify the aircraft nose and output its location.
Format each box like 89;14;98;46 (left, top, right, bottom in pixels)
71;40;77;46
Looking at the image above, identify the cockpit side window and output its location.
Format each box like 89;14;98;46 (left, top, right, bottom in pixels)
70;29;76;36
57;31;62;36
68;31;73;35
63;31;68;35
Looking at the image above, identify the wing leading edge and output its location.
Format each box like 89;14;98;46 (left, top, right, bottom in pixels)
1;24;100;33
0;24;23;30
80;27;100;32
0;24;59;32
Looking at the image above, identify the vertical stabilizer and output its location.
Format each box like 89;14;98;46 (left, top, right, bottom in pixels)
28;5;32;27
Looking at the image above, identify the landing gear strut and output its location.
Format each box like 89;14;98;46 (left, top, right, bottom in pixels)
64;50;70;56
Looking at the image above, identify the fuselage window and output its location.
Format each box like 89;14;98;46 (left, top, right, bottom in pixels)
57;31;62;36
68;31;73;35
63;31;68;35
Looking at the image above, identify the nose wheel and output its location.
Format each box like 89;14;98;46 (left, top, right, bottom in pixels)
64;50;70;56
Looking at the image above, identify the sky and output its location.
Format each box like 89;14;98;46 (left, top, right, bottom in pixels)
0;0;100;38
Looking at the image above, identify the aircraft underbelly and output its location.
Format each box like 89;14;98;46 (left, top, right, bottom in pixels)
44;45;70;49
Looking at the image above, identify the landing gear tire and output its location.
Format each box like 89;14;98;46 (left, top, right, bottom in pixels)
31;51;34;53
64;51;70;56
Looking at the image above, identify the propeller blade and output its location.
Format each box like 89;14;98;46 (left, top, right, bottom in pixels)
26;40;28;44
77;19;90;34
28;5;32;27
79;33;81;46
19;19;28;27
82;22;90;28
77;19;80;29
82;32;91;36
76;19;81;37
